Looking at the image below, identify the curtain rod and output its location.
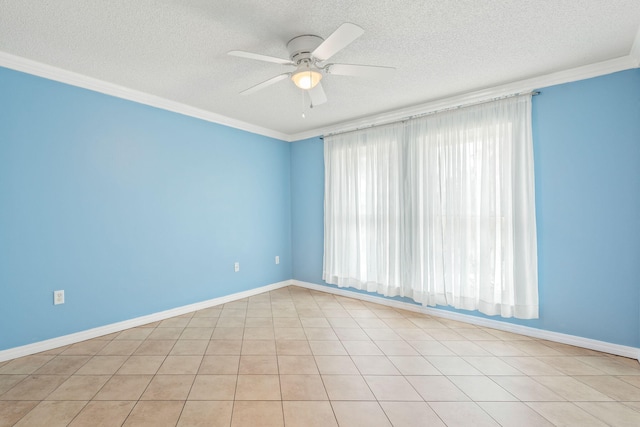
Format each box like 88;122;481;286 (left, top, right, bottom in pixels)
321;90;540;139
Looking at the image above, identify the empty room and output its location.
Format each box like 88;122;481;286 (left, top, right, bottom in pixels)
1;1;640;426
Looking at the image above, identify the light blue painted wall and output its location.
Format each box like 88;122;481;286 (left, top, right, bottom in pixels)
0;67;292;350
291;69;640;348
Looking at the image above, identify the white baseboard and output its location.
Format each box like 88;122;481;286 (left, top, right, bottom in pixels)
292;280;640;362
0;280;292;362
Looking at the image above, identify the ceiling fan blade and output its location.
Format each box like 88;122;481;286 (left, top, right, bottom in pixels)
240;73;290;95
228;50;294;66
327;63;395;78
308;82;328;106
312;23;364;62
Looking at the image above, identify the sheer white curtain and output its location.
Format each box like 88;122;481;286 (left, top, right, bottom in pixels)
323;95;538;319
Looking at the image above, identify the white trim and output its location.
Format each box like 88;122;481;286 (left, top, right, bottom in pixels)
2;51;638;143
290;56;639;141
631;25;640;67
0;280;292;362
292;280;640;362
0;51;290;142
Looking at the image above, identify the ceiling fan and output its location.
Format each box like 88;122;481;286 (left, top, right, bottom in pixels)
228;23;395;106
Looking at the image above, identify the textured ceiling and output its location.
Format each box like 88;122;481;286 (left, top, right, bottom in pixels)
1;0;639;138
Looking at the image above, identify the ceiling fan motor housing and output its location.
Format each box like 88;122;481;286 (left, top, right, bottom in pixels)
287;35;324;64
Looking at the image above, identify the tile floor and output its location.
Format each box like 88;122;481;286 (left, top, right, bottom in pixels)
1;285;640;426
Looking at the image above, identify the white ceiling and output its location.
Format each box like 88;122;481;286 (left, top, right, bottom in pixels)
1;1;639;140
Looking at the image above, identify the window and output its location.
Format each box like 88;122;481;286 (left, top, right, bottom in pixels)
323;96;538;319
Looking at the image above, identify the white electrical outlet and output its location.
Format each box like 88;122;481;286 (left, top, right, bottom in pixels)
54;290;65;305
275;256;280;265
234;262;240;272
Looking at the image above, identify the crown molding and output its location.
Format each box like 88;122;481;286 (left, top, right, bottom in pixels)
0;51;290;142
1;50;637;143
291;55;639;141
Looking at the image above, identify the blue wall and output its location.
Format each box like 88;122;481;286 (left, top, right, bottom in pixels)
291;69;640;348
0;67;292;350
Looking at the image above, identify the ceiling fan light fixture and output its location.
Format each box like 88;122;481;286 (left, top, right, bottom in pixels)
291;67;322;90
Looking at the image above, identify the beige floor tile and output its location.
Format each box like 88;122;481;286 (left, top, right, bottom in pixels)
429;402;499;427
283;401;337;427
573;375;640;401
533;376;613;401
133;339;176;356
308;340;347;355
455;329;499;341
278;355;318;374
245;317;274;328
304;328;339;341
576;356;640;375
449;376;517;401
97;340;142;356
235;375;281;400
123;401;184;427
322;375;375;400
388;356;440;375
501;356;564;375
334;328;372;341
406;376;470;401
375;340;419;356
75;355;128;375
511;341;564;356
380;401;446;427
206;339;242;355
280;374;328;400
211;327;244;340
352;355;401;375
114;329;152;341
0;355;54;375
243;328;275;340
423;329;464;341
463;356;524;375
177;401;233;427
394;328;433;341
46;375;110;400
619;375;640;388
180;327;214;340
328;317;360;328
147;327;184;340
314;356;359;374
198;355;240;374
188;375;237;400
475;340;529;357
274;327;307;340
426;356;483;375
0;374;68;400
140;375;195;400
239;355;278;374
93;375;152;400
275;340;312;355
187;317;218;328
408;341;455;356
364;328;403;341
116;355;165;375
231;401;283;427
216;318;246;328
158;355;203;374
364;375;423;401
170;340;208;355
13;400;87;427
34;356;91;375
68;401;135;427
241;340;276;355
575;401;640;426
537;356;605;375
0;374;27;394
479;402;554;426
442;341;491;356
301;317;331;328
273;317;302;328
0;401;39;427
342;340;383;355
61;340;108;356
331;401;392;427
527;402;608;426
490;376;564;401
